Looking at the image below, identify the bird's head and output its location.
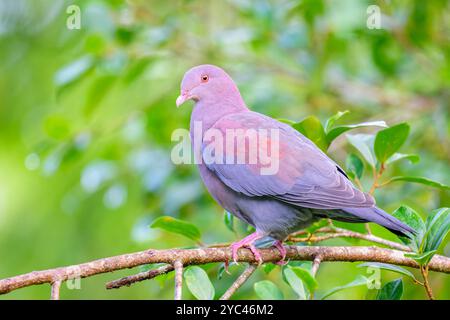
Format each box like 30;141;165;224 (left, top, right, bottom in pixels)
176;64;242;107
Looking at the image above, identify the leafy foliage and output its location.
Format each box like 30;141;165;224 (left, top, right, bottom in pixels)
319;275;368;300
223;211;235;233
422;208;450;255
291;111;387;152
283;267;307;299
254;280;284;300
292;116;328;151
385;177;450;190
184;266;215;300
394;206;450;267
150;216;202;244
346;134;377;167
283;265;317;299
376;279;403;300
374;123;410;164
358;262;417;282
392;205;426;250
326;121;387;147
346;153;364;180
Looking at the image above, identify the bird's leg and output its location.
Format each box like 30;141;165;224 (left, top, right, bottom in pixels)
273;240;288;265
230;231;265;265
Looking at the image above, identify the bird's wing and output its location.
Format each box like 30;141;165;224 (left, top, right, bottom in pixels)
202;111;374;209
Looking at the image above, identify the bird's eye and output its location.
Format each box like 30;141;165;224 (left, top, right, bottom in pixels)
201;74;209;83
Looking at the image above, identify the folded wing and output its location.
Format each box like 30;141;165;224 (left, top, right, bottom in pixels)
203;111;374;209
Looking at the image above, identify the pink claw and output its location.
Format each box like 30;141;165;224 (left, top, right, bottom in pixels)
273;240;288;265
246;243;263;264
229;231;264;265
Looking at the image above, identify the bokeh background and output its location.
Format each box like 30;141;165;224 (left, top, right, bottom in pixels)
0;0;449;299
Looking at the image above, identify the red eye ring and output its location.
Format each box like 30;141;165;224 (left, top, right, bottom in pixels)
201;74;209;82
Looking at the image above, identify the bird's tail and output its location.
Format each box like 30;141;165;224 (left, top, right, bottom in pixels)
340;206;416;238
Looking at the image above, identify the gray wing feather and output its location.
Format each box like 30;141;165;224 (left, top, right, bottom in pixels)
204;111;375;210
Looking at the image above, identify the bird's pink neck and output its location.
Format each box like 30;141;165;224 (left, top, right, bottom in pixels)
190;97;248;132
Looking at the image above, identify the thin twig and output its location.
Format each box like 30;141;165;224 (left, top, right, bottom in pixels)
106;264;174;290
309;255;322;300
420;265;435;300
288;227;410;251
174;260;183;300
352;178;369;237
354;177;364;192
220;264;258;300
50;280;62;300
1;246;449;296
369;163;385;194
311;255;322;277
366;164;386;234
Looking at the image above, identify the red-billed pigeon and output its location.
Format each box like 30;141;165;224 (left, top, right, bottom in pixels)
176;64;414;264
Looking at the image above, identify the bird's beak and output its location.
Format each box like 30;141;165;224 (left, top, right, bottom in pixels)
176;91;197;108
176;93;188;108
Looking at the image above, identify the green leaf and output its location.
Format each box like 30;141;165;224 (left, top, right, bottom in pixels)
374;123;410;163
124;57;153;83
292;116;328;151
184;266;215;300
327;121;387;145
223;211;235;233
278;118;296;125
83;75;117;115
392;205;425;250
376;279;403;300
138;263;165;273
54;55;94;87
405;250;437;266
217;264;226;280
283;268;307;299
150;216;201;243
254;280;284;300
287;266;318;293
358;262;417;281
346;134;376;167
44;115;72;141
320;275;368;300
324;110;349;132
84;33;107;55
263;263;277;274
383;176;450;190
217;262;238;280
386;153;420;165
422;207;450;253
346;153;364;179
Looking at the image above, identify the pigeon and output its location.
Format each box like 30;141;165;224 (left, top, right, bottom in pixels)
176;64;414;264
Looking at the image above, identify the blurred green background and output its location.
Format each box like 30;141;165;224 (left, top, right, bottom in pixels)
0;0;449;299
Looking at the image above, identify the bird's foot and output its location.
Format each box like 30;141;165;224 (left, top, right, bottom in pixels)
230;231;264;265
273;240;288;265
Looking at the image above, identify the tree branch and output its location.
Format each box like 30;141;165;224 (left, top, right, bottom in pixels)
106;264;174;290
287;227;411;251
220;264;258;300
173;260;183;300
420;265;435;300
1;245;449;297
311;255;322;277
103;226;409;290
50;280;61;300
